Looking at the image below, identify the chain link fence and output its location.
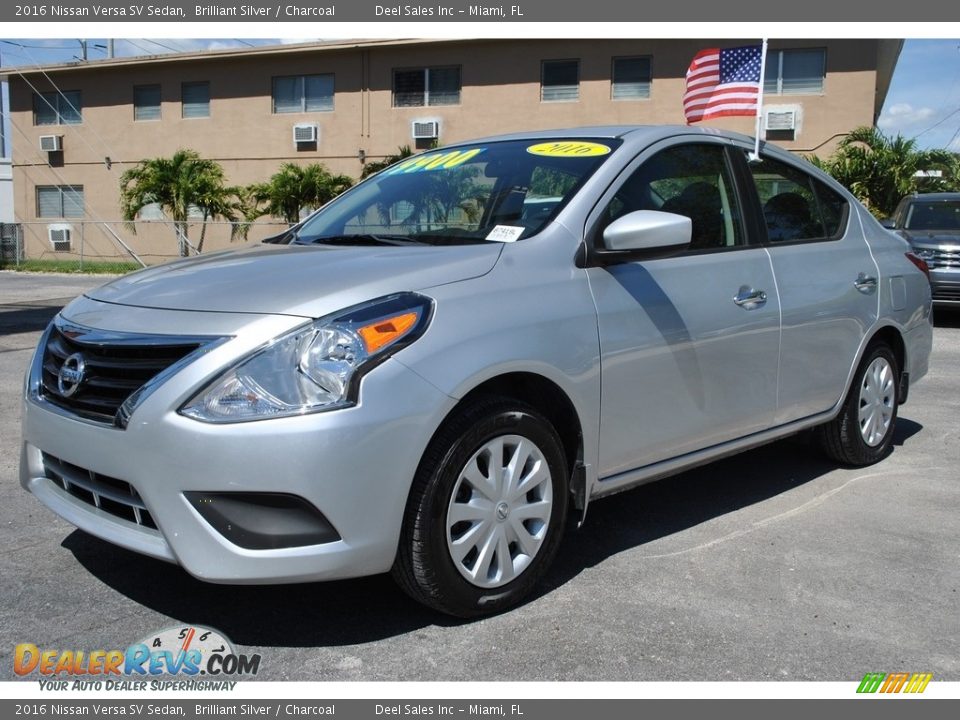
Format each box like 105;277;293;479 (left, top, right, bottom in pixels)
0;219;292;272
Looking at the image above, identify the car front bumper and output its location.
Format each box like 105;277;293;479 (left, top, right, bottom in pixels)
20;303;455;585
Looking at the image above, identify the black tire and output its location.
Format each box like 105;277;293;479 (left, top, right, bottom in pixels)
392;396;569;617
816;343;899;466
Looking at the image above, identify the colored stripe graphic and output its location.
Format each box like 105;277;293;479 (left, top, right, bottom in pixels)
857;672;931;694
904;674;933;694
881;672;910;693
857;673;886;693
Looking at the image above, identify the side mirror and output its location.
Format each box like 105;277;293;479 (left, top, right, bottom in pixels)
602;210;692;252
879;218;896;230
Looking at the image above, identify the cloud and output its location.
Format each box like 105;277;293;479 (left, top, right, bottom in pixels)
878;103;937;131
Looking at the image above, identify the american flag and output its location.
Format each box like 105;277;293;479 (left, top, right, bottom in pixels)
683;45;763;124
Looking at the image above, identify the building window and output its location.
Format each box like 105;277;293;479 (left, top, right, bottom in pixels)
392;67;461;107
134;85;161;121
272;75;334;113
36;186;84;218
612;56;651;100
541;60;579;102
181;82;210;118
33;90;81;125
764;49;826;95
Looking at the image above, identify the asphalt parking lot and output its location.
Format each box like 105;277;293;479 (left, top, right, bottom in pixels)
1;270;958;682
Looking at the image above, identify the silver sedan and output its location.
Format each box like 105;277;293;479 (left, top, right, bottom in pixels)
21;126;933;617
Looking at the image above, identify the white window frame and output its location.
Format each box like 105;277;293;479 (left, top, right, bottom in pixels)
36;185;84;218
541;59;580;103
764;48;826;96
271;74;335;114
392;66;461;108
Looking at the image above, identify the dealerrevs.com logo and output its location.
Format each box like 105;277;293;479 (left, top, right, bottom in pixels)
14;626;261;690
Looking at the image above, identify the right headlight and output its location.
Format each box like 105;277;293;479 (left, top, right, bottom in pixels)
180;293;433;423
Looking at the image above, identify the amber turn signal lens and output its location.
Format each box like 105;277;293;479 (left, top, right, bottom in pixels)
357;312;419;353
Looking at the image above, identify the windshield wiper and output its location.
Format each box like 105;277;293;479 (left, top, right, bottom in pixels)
300;234;428;247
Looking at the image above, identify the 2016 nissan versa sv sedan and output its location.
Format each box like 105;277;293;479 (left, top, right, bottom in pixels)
21;127;933;617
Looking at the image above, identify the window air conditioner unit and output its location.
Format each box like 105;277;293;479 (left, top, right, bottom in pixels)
411;121;440;140
48;223;73;252
39;135;63;152
292;123;319;145
765;110;796;132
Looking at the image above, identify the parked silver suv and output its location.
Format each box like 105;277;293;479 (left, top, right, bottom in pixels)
886;193;960;305
21;127;933;617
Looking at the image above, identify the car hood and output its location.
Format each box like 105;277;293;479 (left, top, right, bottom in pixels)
901;229;960;246
87;242;503;318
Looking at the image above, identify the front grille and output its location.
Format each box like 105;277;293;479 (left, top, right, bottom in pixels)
932;286;960;302
41;453;159;531
40;325;201;424
926;247;960;270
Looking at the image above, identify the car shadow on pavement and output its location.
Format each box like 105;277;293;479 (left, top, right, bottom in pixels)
540;417;923;596
933;307;960;328
62;417;924;648
0;299;68;335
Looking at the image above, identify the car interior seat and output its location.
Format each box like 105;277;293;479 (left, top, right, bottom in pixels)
763;192;818;241
661;182;723;249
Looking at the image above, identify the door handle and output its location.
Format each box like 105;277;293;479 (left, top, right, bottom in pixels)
854;273;878;293
733;286;767;309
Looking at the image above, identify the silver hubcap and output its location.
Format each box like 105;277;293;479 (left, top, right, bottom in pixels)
446;434;553;589
858;357;895;447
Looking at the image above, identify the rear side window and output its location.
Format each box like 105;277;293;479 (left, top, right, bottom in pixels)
747;155;848;242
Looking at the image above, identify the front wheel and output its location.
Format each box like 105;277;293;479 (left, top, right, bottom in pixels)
392;397;569;617
817;343;899;466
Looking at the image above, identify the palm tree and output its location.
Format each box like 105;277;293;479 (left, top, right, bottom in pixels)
228;185;269;244
361;145;414;179
258;163;354;225
119;149;234;256
807;127;957;218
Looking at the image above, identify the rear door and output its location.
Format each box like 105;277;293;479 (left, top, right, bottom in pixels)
586;138;781;480
740;151;878;424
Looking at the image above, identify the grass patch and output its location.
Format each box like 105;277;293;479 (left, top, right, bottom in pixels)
0;259;142;275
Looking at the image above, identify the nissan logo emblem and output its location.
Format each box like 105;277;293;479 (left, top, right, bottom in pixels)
57;353;86;398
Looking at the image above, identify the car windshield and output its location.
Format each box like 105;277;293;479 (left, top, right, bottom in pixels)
293;138;622;246
904;201;960;231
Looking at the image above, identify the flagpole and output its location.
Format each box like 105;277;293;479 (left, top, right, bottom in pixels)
750;38;769;162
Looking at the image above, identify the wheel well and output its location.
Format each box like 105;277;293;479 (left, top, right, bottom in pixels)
869;326;905;376
455;373;583;476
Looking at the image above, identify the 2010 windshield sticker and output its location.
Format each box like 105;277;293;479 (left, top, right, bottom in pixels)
383;148;486;176
526;141;611;157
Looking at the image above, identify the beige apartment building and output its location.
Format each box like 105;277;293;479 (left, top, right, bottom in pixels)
2;38;901;263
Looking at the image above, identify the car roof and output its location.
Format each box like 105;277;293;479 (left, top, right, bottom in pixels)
904;193;960;202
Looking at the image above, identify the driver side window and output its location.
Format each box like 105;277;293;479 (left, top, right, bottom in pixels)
604;143;745;250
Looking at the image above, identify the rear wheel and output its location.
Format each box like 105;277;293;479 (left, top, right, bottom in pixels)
817;343;899;466
392;397;569;617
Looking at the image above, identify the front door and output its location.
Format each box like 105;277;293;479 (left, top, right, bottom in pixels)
586;139;781;480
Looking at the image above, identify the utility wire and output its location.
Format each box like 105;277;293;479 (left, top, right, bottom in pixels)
0;106;145;265
1;41;79;51
913;106;960;140
10;44;129;174
138;39;186;54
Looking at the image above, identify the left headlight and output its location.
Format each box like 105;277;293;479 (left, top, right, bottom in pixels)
180;293;433;423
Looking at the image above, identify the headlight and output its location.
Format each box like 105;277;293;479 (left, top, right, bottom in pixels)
180;293;433;423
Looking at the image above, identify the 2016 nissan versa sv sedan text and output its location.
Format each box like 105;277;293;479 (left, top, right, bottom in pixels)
21;127;933;617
